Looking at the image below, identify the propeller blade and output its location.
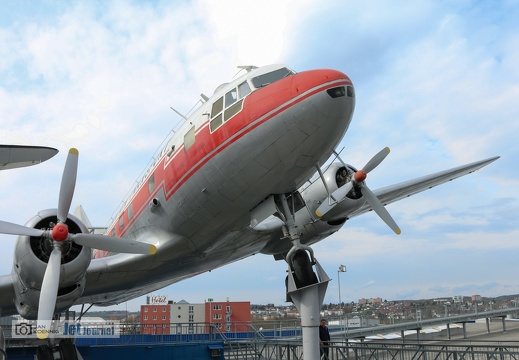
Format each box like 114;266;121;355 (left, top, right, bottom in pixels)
315;182;353;217
0;220;45;237
360;183;401;235
37;247;62;339
363;147;390;174
57;148;79;223
73;233;157;255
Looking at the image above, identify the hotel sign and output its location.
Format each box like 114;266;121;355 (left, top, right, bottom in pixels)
149;295;168;305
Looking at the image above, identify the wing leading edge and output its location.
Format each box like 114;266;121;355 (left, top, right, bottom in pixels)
346;156;500;219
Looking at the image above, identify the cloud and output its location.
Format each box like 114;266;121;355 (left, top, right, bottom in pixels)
1;0;519;310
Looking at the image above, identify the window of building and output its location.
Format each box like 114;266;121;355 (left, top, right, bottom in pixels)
152;316;157;320
162;307;166;312
162;315;166;320
189;306;194;314
144;316;148;320
184;125;196;151
215;323;222;329
213;304;222;311
153;307;157;312
213;313;222;320
144;308;148;312
226;305;231;313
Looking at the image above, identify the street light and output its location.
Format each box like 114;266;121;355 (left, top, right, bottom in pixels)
338;265;347;334
337;265;347;306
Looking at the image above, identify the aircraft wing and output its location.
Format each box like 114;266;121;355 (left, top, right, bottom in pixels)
346;156;500;219
0;145;58;170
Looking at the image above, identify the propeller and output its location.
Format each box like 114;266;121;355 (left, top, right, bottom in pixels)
315;147;401;235
0;148;157;339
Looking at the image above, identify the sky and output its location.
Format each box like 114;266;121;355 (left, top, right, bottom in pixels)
0;0;518;313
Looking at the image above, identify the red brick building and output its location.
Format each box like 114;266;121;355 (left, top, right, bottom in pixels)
141;304;171;334
205;300;250;332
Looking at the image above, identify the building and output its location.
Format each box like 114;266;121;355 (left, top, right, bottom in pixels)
170;300;205;334
140;297;251;334
359;297;383;305
141;302;171;335
206;300;251;332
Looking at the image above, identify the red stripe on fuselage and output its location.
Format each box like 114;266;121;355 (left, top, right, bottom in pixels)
95;69;351;259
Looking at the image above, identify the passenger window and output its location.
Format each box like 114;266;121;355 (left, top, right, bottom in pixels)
184;125;196;151
225;89;237;107
128;204;133;219
224;99;243;121
238;81;251;99
119;216;124;230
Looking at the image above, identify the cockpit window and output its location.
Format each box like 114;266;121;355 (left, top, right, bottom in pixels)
225;88;238;107
251;67;294;88
238;81;251;98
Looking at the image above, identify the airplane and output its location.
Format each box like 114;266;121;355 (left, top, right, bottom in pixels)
0;145;58;171
0;64;498;357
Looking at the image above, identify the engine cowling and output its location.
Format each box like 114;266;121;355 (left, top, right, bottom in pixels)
302;162;366;222
11;209;91;320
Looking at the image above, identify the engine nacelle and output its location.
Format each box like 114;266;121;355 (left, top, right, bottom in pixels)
11;209;91;320
302;162;366;222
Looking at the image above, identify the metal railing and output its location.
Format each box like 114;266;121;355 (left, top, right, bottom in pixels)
224;340;519;360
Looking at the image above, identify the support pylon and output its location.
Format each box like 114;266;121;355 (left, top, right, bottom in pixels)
287;259;330;360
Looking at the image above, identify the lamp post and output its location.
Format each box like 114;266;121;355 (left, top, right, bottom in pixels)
338;264;347;333
337;265;347;306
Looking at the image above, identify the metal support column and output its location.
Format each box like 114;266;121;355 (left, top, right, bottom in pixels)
287;259;330;360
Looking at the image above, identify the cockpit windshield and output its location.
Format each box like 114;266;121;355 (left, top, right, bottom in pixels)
251;67;295;88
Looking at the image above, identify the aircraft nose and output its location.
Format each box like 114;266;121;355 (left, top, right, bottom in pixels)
290;69;353;97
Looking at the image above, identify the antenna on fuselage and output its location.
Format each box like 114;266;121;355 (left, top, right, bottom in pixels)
237;65;258;73
233;65;258;78
170;106;188;121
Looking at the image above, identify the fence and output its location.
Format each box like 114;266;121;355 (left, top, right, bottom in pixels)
224;340;519;360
